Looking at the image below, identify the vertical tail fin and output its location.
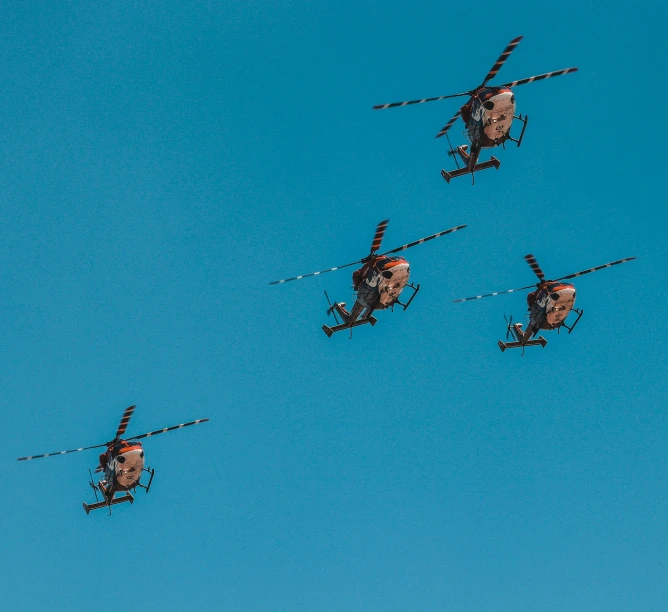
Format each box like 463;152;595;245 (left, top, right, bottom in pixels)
511;323;525;342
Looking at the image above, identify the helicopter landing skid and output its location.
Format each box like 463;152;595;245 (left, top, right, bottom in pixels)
83;492;134;515
392;283;420;311
322;315;377;338
441;157;500;184
512;114;528;147
498;336;547;354
134;467;155;493
562;308;583;334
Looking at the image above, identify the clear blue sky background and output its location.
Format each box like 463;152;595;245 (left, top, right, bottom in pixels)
2;1;666;610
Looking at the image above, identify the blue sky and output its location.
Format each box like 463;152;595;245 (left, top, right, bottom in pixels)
2;1;666;610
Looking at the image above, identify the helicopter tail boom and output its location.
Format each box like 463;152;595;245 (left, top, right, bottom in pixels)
498;322;547;353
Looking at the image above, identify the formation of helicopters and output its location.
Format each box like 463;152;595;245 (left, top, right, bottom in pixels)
270;36;635;349
17;35;636;516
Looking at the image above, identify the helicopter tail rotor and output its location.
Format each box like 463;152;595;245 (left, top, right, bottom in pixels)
88;469;100;503
324;290;341;325
445;133;461;169
504;314;514;340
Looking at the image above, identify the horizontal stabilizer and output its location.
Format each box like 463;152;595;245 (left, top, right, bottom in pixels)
322;315;377;338
83;493;134;515
498;336;547;353
441;157;501;183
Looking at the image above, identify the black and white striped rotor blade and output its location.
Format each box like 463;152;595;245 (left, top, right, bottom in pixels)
370;219;389;254
269;260;361;285
129;418;210;441
481;35;524;86
554;257;636;282
434;110;462;139
498;67;578;89
452;284;536;303
524;254;545;280
17;442;107;462
372;91;470;110
115;405;136;439
381;224;467;256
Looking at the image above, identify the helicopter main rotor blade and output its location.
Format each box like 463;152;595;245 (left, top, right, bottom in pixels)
524;254;545;280
115;405;136;439
370;219;389;254
380;224;467;256
129;418;209;441
553;257;636;282
372;91;471;111
452;283;537;303
498;67;578;89
480;35;524;87
269;259;361;285
434;109;462;139
17;442;108;462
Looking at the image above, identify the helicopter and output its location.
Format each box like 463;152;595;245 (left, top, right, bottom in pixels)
270;219;466;337
372;36;578;184
17;405;209;515
453;253;636;354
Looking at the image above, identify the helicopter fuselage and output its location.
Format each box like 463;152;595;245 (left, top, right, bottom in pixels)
527;281;576;333
101;441;145;493
355;256;410;310
465;87;516;149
